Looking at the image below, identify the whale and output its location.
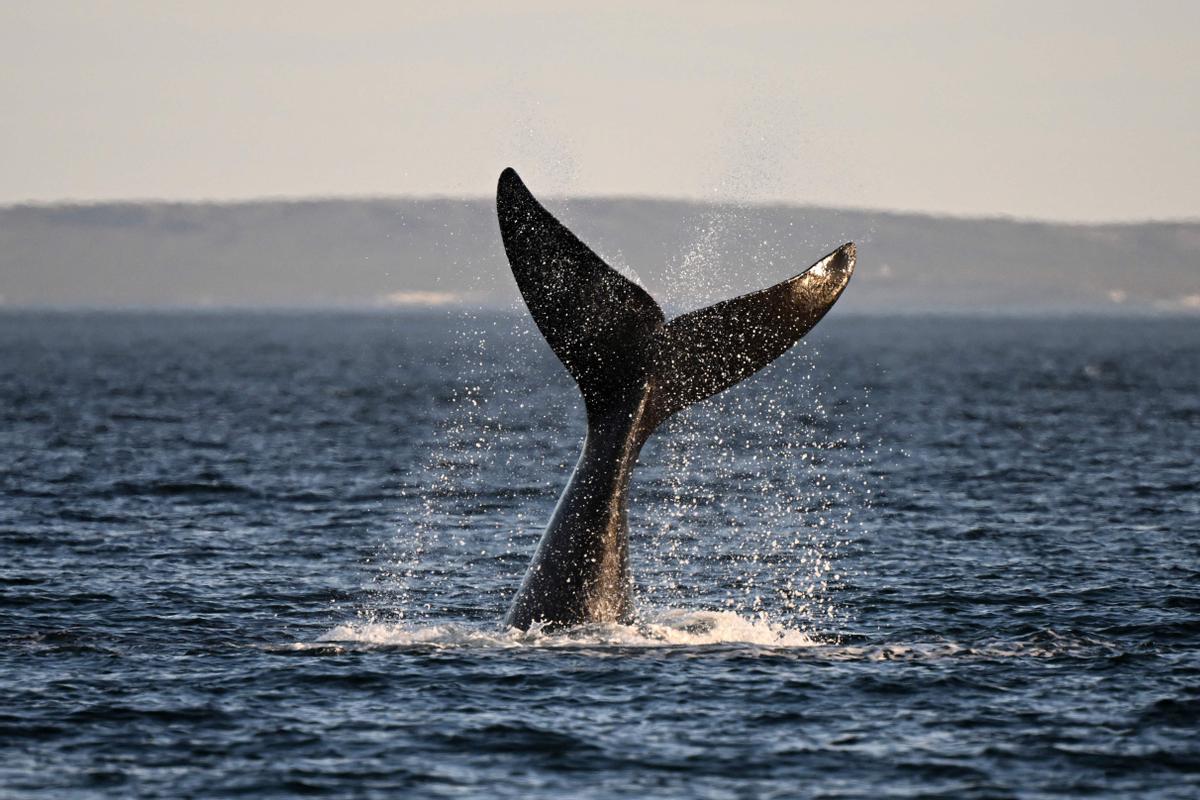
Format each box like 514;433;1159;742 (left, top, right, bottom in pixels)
496;167;855;631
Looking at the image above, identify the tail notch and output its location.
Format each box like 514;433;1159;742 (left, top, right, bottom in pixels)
496;168;855;436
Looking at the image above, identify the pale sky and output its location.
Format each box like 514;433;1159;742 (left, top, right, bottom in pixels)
1;1;1197;221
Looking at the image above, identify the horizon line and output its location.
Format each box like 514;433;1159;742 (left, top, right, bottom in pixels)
2;303;1198;319
3;190;1198;229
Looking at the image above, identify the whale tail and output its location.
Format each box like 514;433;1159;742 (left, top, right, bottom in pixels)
496;167;855;436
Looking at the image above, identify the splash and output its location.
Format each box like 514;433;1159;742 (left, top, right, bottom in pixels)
288;616;1120;664
364;169;875;638
316;608;818;651
635;201;873;632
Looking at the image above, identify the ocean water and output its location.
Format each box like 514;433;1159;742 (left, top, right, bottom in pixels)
1;310;1198;799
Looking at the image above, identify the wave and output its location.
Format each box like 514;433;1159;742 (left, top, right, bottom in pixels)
104;479;257;498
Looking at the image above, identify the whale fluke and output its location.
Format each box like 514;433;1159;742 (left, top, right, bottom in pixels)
648;242;855;428
497;167;665;422
496;167;854;631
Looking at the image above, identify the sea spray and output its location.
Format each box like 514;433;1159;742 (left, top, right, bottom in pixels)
366;211;873;639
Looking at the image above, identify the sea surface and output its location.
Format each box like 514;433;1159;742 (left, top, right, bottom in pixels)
1;311;1198;799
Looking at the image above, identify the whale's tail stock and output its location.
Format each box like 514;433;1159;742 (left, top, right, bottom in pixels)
496;167;854;631
497;167;855;441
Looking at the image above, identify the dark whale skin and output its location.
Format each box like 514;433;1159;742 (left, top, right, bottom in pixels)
496;168;854;631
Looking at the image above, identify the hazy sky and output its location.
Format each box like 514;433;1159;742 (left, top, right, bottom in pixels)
2;1;1197;220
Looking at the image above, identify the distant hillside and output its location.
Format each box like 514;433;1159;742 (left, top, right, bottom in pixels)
1;197;1197;313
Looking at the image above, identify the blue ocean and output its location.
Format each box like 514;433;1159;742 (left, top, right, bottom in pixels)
2;310;1198;798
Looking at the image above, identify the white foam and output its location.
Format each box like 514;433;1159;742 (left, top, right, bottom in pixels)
283;613;1118;662
303;608;819;651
